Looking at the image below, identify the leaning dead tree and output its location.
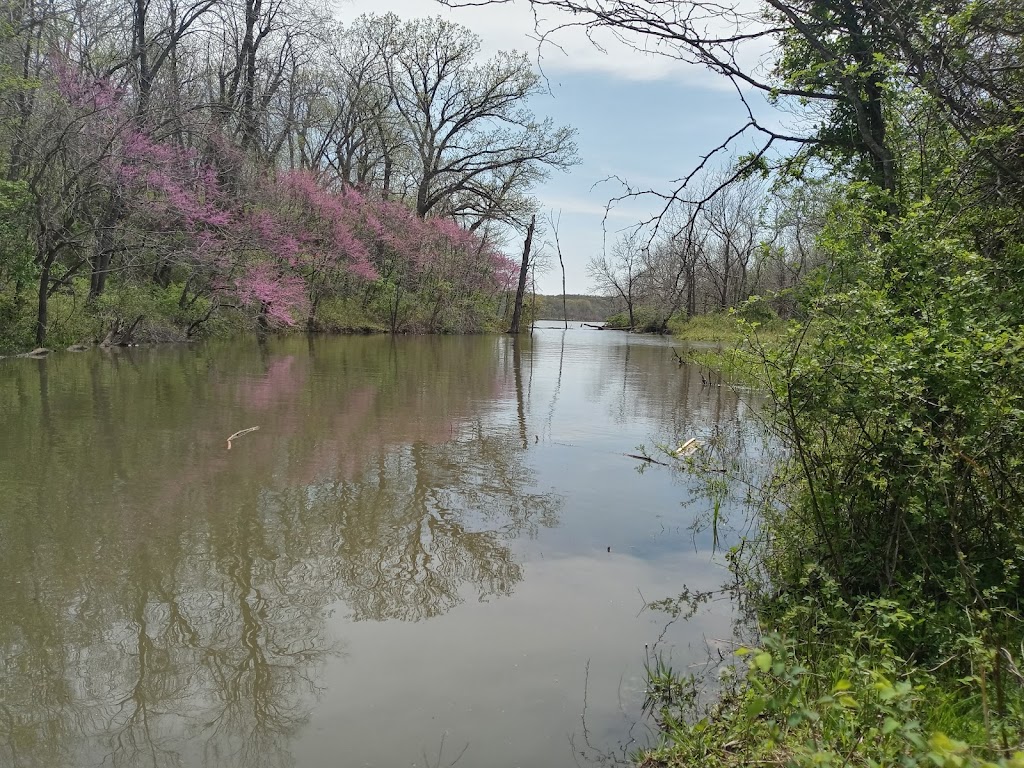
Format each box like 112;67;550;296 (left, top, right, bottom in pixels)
509;214;536;334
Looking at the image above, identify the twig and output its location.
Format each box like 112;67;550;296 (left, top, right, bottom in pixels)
626;453;670;466
226;426;259;450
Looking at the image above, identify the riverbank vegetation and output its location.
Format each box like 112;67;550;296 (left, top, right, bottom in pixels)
0;4;578;354
584;176;819;334
440;0;1024;765
533;293;622;323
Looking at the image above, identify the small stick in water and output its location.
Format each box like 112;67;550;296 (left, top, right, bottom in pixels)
227;426;260;450
672;438;701;457
626;453;670;466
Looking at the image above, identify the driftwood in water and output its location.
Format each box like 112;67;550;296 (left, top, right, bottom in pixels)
17;347;51;358
582;323;604;330
671;438;701;457
227;426;260;450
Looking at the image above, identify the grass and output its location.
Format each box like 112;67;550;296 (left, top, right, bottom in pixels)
674;315;791;387
670;312;791;345
669;313;749;343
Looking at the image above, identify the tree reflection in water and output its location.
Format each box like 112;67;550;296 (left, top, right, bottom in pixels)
0;335;560;767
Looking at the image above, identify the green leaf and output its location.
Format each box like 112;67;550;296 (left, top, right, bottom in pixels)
744;696;767;720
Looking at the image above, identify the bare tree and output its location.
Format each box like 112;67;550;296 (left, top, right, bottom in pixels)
547;210;567;328
367;13;578;224
124;0;221;118
588;233;643;329
695;175;765;310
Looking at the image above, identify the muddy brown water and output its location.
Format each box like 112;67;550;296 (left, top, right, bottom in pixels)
0;328;764;768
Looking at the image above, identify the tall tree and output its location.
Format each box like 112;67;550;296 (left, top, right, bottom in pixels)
588;234;644;329
369;14;577;224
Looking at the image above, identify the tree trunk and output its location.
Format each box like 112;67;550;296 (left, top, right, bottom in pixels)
558;250;567;330
686;262;696;317
35;263;49;347
89;197;122;301
508;215;535;334
134;0;152;117
390;283;403;333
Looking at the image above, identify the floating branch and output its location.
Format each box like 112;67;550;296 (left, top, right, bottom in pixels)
227;426;260;450
626;453;670;466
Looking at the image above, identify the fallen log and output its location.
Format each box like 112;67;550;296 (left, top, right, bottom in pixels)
18;348;51;358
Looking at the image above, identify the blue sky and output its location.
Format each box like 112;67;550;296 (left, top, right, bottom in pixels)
334;0;771;294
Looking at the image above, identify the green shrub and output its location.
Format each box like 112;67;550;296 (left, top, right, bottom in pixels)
311;296;386;333
641;581;1024;768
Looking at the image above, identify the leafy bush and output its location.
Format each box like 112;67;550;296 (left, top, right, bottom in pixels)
642;632;1024;768
311;296;386;333
758;197;1024;617
641;579;1024;768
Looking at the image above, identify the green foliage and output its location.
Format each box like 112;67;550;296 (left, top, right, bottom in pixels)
735;296;779;326
760;196;1024;608
647;181;1024;768
641;577;1024;768
604;310;632;329
0;290;37;353
38;282;104;348
669;311;788;344
632;306;671;333
601;305;670;332
669;313;744;342
0;180;32;284
311;296;387;333
355;280;508;335
642;628;1024;768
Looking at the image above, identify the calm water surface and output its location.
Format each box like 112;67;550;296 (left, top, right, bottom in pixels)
0;328;764;768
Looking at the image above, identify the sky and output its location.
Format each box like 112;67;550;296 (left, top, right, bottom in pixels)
332;0;775;294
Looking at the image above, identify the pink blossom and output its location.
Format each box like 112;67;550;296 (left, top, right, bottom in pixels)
234;264;309;327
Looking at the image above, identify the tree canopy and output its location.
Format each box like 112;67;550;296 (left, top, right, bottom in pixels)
0;2;576;349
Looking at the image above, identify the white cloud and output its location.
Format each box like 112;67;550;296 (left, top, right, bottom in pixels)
538;194;647;221
331;0;771;86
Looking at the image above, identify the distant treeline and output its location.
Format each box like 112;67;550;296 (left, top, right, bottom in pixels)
533;295;624;322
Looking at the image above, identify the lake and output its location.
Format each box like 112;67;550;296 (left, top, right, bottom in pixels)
0;328;765;768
